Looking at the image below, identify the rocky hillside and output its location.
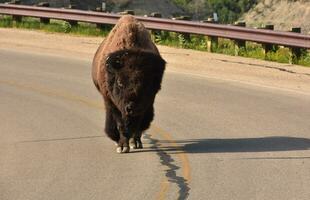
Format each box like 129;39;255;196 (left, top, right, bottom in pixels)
241;0;310;34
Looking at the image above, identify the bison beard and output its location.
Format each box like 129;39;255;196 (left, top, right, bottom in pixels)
92;15;166;153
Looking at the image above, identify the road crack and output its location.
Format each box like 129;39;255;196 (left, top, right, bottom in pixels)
145;133;190;200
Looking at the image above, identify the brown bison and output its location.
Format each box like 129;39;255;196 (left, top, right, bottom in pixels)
92;15;166;153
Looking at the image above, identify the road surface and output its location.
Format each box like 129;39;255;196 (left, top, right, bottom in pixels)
1;40;310;199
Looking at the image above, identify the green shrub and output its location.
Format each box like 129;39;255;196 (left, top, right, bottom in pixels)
62;22;72;33
172;0;258;23
0;15;13;27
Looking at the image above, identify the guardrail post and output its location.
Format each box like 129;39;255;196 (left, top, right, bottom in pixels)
37;2;50;24
150;12;162;38
261;25;278;58
7;0;22;22
96;2;112;31
203;18;218;52
233;21;246;56
172;16;191;42
96;23;112;31
289;27;305;64
66;4;78;26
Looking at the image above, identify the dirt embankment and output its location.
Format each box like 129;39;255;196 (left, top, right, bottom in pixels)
242;0;310;34
1;28;310;95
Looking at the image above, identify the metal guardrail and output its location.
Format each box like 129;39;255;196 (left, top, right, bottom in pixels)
0;4;310;49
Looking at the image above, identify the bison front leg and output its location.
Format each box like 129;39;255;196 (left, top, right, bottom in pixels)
116;123;130;153
129;106;154;150
129;132;143;149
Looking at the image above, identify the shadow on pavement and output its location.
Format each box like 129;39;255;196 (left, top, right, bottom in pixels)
147;136;310;154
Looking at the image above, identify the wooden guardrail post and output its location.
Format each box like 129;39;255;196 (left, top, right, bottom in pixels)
289;27;305;64
150;12;162;38
95;6;115;30
233;21;246;56
66;4;78;26
203;18;218;52
7;0;22;22
261;25;278;58
172;16;191;42
37;2;50;24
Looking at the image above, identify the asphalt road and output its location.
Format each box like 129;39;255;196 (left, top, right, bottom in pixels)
1;49;309;200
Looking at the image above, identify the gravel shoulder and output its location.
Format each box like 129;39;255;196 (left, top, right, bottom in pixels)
1;28;310;95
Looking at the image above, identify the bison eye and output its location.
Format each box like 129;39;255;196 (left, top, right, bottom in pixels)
117;79;124;88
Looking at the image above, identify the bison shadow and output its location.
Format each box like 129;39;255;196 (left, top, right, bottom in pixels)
149;136;310;154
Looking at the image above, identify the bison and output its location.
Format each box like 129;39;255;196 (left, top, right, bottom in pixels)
92;15;166;153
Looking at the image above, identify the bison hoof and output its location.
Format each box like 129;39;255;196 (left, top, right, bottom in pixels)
129;138;137;149
122;146;130;153
116;146;130;153
116;147;122;153
136;141;143;149
129;144;136;149
129;138;143;149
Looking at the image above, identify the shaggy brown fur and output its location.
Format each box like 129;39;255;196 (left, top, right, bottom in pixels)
92;15;166;153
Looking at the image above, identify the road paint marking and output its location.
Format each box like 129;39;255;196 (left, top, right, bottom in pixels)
1;79;191;200
157;178;170;200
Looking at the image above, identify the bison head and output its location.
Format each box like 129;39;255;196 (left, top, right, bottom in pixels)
105;49;166;119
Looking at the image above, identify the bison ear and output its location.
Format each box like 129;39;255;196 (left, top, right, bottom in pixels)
106;50;129;72
137;51;166;91
140;51;166;74
152;54;166;90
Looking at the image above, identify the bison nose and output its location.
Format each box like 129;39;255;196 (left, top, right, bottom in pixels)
125;102;134;116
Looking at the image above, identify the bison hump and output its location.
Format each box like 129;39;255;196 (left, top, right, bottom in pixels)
103;15;158;54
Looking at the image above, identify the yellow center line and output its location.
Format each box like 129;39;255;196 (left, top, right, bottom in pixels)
1;79;191;200
157;178;170;200
151;125;191;183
